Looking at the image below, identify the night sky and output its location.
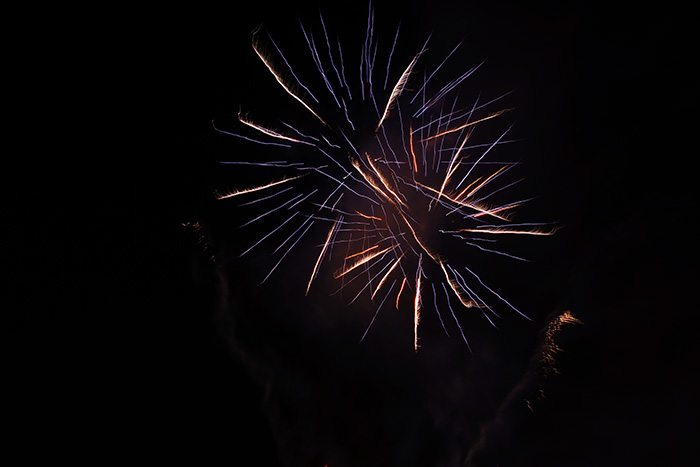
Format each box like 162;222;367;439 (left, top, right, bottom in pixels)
20;0;696;464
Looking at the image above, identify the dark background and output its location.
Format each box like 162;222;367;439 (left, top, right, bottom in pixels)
14;0;696;464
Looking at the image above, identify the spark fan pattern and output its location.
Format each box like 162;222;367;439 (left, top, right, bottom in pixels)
215;6;556;351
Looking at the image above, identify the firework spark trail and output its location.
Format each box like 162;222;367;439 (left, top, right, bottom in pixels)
348;252;401;305
371;254;404;299
442;281;472;351
219;161;306;168
239;211;299;258
251;26;327;125
307;219;340;295
238;192;307;228
280;121;320;142
360;279;397;343
212;120;291;147
299;19;341;108
384;20;400;90
215;175;305;200
337;37;352;100
334;244;396;279
409;39;464;105
318;11;343;96
414;254;423;351
236;185;294;207
376;47;425;131
450;236;531;262
413;60;485;118
216;7;555;350
262;217;315;284
431;282;450;337
266;30;320;103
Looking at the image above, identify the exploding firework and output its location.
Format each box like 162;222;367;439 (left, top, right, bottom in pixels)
213;5;557;351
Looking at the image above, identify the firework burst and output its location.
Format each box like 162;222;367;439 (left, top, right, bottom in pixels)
214;5;557;351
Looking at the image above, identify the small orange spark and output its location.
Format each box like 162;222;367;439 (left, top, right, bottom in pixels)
414;256;423;351
409;123;419;173
366;154;408;208
351;159;397;206
453;175;484;202
306;220;339;295
457;165;509;201
525;399;534;413
396;277;407;309
439;260;478;309
459;226;557;235
215;175;304;200
417;182;511;221
377;51;422;131
354;210;382;221
471;203;520;219
345;244;379;260
334;245;395;279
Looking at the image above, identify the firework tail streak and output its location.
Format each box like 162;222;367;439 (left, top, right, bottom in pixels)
214;5;557;352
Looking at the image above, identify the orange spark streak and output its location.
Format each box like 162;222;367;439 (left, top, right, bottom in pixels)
459;227;556;235
417;182;510;221
376;52;422;131
439;260;477;308
306;220;338;295
396;277;407;309
334;245;395;279
371;254;404;299
414;257;422;352
345;244;379;260
471;202;521;219
454;176;483;202
420;108;513;142
251;36;327;126
409;123;419;173
354;210;382;221
366;155;408;208
457;165;508;201
351;159;397;206
215;175;303;200
238;112;310;145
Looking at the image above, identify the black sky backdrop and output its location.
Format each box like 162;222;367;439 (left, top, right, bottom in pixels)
16;0;696;464
137;1;698;465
